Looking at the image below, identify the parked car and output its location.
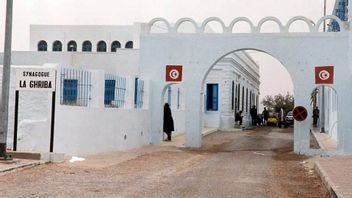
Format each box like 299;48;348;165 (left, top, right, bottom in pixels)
279;110;294;128
285;111;294;125
267;112;278;126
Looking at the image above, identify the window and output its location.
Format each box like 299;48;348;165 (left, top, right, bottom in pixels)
111;41;121;52
63;79;78;104
60;68;91;106
134;78;144;108
206;84;218;111
236;84;240;110
67;40;77;52
177;88;180;109
104;80;116;106
125;41;133;49
104;74;126;108
246;88;248;112
37;40;47;51
53;41;62;51
82;41;92;52
249;91;252;108
167;86;172;105
97;41;107;52
231;81;235;110
242;86;244;111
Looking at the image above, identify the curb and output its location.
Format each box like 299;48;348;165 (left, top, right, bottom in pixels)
314;161;339;198
0;161;43;175
202;129;217;137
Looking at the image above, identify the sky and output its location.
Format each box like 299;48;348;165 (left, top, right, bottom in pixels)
0;0;337;107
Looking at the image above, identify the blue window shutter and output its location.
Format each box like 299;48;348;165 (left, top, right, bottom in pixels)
134;78;138;107
212;84;218;111
105;80;116;105
63;79;78;103
206;84;211;111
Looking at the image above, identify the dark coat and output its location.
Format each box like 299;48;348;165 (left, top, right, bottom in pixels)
250;107;257;118
163;103;174;132
263;109;269;120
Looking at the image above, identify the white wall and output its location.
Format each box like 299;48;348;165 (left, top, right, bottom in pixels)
0;51;140;76
0;64;151;156
54;107;150;156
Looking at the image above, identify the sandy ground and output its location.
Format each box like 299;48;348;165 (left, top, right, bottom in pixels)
0;127;328;198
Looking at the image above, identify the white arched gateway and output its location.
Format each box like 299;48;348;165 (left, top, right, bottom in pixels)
139;15;352;155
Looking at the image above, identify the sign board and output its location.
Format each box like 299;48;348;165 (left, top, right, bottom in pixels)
292;106;308;122
16;68;56;91
166;65;183;82
315;66;334;84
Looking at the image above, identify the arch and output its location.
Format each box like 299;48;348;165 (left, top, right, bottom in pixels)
201;48;292;92
175;18;200;33
125;41;133;49
315;15;345;32
310;85;338;151
286;16;315;32
67;40;77;52
37;40;47;51
148;17;170;33
201;17;226;33
82;40;92;52
257;17;284;33
52;40;62;52
229;17;255;33
111;41;121;52
97;40;107;52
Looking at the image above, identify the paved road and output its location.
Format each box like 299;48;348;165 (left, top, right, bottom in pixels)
0;127;328;198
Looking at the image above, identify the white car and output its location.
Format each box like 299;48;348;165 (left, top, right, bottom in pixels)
285;111;294;125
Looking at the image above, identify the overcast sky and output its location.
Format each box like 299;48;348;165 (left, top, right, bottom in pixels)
0;0;337;107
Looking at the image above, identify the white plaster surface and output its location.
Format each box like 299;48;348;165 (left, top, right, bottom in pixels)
140;26;350;155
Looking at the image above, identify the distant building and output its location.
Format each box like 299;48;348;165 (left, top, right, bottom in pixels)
329;0;348;32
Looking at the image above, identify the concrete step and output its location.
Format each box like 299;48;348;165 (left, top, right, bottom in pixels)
7;151;65;163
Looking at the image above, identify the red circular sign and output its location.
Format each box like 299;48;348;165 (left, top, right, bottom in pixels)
292;106;308;122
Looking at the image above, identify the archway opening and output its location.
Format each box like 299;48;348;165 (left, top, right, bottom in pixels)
309;85;338;152
197;49;295;150
160;83;185;146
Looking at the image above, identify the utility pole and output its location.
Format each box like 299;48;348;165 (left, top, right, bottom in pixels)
321;0;327;133
0;0;13;159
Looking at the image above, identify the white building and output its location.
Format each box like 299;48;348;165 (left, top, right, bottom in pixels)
0;24;259;156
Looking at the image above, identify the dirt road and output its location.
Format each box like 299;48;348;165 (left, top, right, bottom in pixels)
0;127;328;198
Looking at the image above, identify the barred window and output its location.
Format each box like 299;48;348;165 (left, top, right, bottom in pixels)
60;68;91;106
63;79;78;104
134;78;144;109
104;74;126;108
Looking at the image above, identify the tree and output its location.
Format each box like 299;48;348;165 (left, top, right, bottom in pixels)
261;92;294;113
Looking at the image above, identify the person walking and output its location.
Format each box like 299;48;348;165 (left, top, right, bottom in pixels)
262;107;269;126
250;106;258;126
163;103;174;141
235;110;243;126
313;106;319;127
